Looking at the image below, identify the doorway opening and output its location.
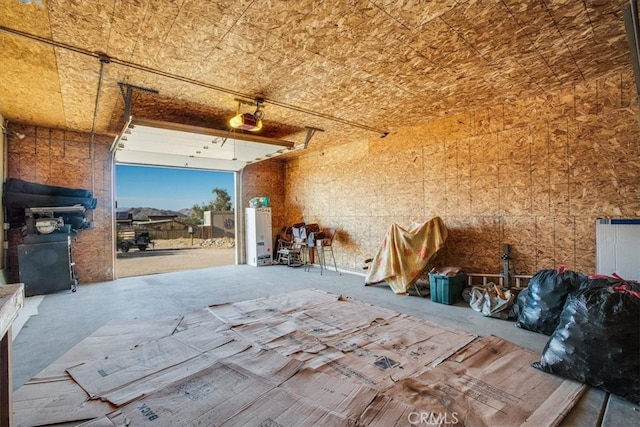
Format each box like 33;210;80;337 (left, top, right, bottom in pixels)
115;164;236;278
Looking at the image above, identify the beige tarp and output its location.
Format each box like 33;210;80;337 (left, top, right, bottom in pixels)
365;216;448;294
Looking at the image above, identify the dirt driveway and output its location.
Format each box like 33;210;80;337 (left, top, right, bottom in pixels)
116;238;236;278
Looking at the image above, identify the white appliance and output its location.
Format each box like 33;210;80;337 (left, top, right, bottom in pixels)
596;218;640;281
246;207;272;266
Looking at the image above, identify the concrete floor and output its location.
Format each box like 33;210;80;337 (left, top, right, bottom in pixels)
11;264;638;426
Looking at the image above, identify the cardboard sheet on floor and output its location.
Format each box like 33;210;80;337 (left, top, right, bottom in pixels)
230;295;400;356
218;387;353;426
67;326;241;400
175;306;226;331
223;368;378;426
12;377;116;427
100;356;302;427
32;315;182;381
78;417;116;427
358;395;422;426
208;288;339;325
231;315;327;356
16;289;586;426
385;335;586;427
307;315;476;390
100;340;251;406
67;334;204;399
12;316;182;427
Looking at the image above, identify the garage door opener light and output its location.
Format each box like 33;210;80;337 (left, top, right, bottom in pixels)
230;98;264;132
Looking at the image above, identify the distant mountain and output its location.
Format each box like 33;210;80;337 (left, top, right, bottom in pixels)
178;208;194;217
123;207;190;221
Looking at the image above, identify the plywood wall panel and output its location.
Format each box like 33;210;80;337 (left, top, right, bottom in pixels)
500;186;532;216
443;178;460;217
6;125;113;284
242;159;286;237
473;108;491;135
49;129;65;157
548;120;569;185
62;140;91;160
549;182;570;217
470;162;499;176
378;150;423;185
553;216;575;258
444;140;458;180
502;216;535;245
35;128;51;156
424;158;448;183
530;124;549;186
457;179;472;217
17;154;37;182
499;161;531;187
456;139;471;178
535;215;555;249
598;72;624;112
471;184;500;217
487;105;504;133
424;182;448;218
531;186;550;216
574;217;596;273
7;152;19;178
35;153;50;183
574;81;598;117
8;133;35;155
512;244;538;273
570;178;618;217
499;127;530;162
444;216;502;273
280;70;638;278
621;70;637;108
470;133;500;163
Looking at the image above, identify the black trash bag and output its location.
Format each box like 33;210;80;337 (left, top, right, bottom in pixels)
508;287;528;320
515;266;587;335
532;277;640;404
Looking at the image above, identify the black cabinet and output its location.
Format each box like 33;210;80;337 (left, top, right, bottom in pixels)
18;235;78;297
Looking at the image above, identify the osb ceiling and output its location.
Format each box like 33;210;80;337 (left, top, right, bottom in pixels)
0;0;635;153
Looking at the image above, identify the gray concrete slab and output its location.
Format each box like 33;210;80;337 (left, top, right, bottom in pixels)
10;264;638;426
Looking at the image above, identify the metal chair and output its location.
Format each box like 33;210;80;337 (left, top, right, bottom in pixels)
316;228;339;275
276;224;304;267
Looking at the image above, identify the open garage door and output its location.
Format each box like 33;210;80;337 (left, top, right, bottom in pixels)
112;117;297;172
111;118;300;277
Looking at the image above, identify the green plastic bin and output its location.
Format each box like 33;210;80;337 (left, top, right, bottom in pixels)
429;273;467;305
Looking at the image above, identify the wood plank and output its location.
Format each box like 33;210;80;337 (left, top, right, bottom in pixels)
0;284;24;339
0;284;23;427
0;330;12;427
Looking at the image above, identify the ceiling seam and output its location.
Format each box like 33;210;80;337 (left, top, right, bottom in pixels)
126;1;152;65
540;1;586;83
437;15;500;93
203;0;257;62
500;0;562;88
153;0;185;68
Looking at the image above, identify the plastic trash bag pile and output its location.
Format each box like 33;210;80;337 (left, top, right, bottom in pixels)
514;268;638;404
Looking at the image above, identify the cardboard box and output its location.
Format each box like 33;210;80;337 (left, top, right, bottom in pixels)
429;273;467;305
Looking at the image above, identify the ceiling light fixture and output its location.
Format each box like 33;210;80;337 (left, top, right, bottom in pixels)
6;129;26;140
230;98;264;132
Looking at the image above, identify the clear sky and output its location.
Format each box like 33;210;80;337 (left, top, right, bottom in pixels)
115;165;235;211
